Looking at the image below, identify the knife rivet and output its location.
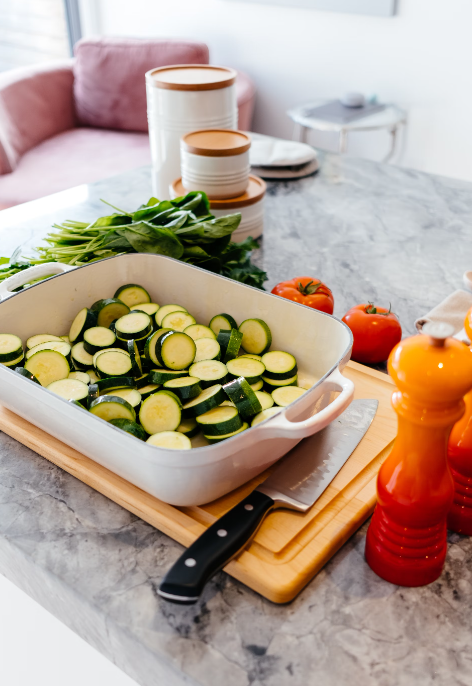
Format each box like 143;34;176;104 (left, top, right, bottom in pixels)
217;529;228;537
184;558;197;567
244;504;254;511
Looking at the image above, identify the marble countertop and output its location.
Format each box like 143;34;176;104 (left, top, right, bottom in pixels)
1;157;472;686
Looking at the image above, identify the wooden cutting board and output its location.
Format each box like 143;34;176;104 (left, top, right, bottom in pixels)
0;361;396;603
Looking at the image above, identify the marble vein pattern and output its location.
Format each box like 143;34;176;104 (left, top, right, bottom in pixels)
0;156;472;685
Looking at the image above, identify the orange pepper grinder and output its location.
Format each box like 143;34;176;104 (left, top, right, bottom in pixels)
447;308;472;534
365;322;472;586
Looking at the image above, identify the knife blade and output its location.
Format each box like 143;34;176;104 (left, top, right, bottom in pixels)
158;398;378;604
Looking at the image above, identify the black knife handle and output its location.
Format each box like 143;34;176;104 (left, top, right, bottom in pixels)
158;491;274;604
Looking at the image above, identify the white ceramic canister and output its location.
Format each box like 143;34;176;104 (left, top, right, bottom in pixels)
146;65;238;200
170;175;266;242
180;129;251;199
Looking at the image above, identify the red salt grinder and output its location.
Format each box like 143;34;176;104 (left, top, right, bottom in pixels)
447;308;472;535
365;322;472;586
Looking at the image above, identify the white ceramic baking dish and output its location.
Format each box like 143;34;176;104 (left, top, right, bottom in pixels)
0;254;354;506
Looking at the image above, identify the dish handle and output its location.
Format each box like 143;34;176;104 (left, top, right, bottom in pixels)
0;262;76;301
260;367;355;439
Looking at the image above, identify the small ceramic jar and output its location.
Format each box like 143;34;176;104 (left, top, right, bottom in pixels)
180;130;251;199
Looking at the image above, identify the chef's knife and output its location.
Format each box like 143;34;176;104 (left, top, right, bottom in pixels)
158;398;378;604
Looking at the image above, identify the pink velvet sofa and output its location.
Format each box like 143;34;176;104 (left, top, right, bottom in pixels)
0;37;256;209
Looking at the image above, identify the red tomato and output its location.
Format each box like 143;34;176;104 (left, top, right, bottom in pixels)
271;277;334;314
342;303;402;364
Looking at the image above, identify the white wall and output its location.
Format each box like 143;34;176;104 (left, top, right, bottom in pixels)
87;0;472;182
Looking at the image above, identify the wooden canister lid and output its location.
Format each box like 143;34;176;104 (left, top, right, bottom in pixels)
146;65;237;91
171;175;266;209
182;129;251;157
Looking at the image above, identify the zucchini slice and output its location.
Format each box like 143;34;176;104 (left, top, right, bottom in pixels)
109;418;147;441
60;336;70;345
135;374;149;389
132;303;160;316
114;284;151;308
194;338;221;363
250;379;263;392
107;387;142;409
238;318;272;355
91;299;130;328
209;313;238;336
147;368;188;384
183;324;216;341
14;367;40;384
226;357;265;383
239;354;262;362
86;369;100;383
126;339;143;378
93;347;129;368
26;340;71;360
204;422;248;443
155;304;187;327
189;360;227;389
217;328;243;363
177;418;200;438
115;312;152;340
156;331;196;370
68;371;90;384
89;395;136;422
161;311;196;332
272;386;307;407
146;431;192;450
26;333;63;350
262;374;298;389
47;378;89;406
251;407;283;427
83;326;116;355
182;384;226;418
95;350;133;378
144;328;173;366
69;308;98;344
0;334;23;363
96;376;136;393
255;390;274;410
25;350;70;387
220;399;236;407
71;341;94;370
4;353;25;368
196;405;242;436
163;376;202;401
223;377;262;418
139;391;182;434
261;351;297;380
139;383;160;400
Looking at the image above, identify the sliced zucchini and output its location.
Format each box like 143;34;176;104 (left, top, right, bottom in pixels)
272;386;307;407
250;379;263;392
89;395;136;422
223;377;262;418
14;367;40;384
194;338;221;363
139;391;182;434
68;371;90;384
60;336;70;345
217;328;243;363
71;341;94;370
239;354;262;362
0;334;23;363
126;339;143;378
132;303;160;316
139;383;160;400
189;360;227;389
182;384;226;418
251;407;283;427
91;299;130;328
196;405;242;436
205;422;248;443
107;387;142;409
25;350;70;387
147;431;191;450
95;376;136;393
109;418;147;441
155;304;187;327
147;368;188;384
93;347;129;368
69;308;98;344
83;326;116;355
26;340;71;360
262;374;298;389
47;378;89;406
226;357;265;383
255;390;274;410
239;318;272;355
88;383;99;405
135;374;149;389
220;399;236;407
86;369;100;383
183;324;216;341
177;418;200;438
156;331;196;371
161;311;196;332
163;376;202;401
209;313;238;336
144;328;173;366
26;333;63;350
4;353;25;368
114;284;151;308
261;351;297;380
95;350;133;378
115;312;152;340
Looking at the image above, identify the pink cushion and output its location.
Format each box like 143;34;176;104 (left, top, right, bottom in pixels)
0;127;151;208
0;61;75;173
235;70;256;131
73;37;210;133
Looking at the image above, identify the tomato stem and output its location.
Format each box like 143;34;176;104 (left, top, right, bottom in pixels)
365;301;394;316
297;280;323;296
